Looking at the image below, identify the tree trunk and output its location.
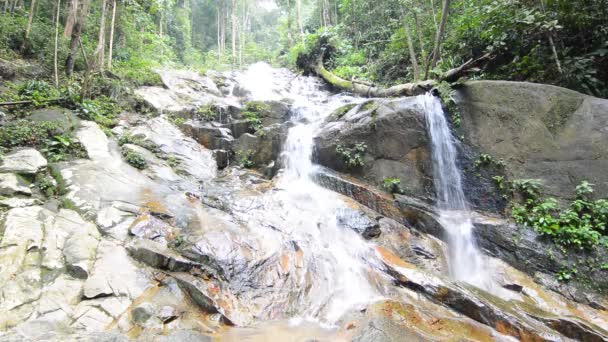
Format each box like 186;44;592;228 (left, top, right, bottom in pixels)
65;0;88;76
427;0;451;78
94;0;108;71
322;0;331;26
307;50;490;97
539;0;562;74
63;0;79;38
403;13;420;81
310;55;434;97
296;0;303;41
20;0;37;51
107;0;116;70
53;0;61;87
231;0;236;66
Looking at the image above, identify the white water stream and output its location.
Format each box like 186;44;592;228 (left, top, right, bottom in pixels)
240;63;382;324
418;93;489;288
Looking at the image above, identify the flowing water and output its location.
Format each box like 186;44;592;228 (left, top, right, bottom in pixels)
418;93;488;287
238;64;383;323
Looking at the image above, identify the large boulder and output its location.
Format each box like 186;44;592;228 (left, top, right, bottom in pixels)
315;98;433;198
456;81;608;200
0;148;48;175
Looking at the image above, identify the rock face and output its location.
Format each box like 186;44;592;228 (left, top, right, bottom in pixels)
456;80;608;200
0;148;48;174
315;98;433;198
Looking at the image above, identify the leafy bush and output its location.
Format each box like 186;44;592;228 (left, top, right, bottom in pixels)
235;149;254;168
122;148;147;169
196;104;218;121
336;143;367;168
35;174;57;197
17;80;60;105
0;120;60;147
242;102;269;133
77;96;120;129
511;181;608;250
41;134;88;162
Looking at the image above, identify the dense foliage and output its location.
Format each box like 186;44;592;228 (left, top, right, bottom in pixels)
279;0;608;97
509;180;608;250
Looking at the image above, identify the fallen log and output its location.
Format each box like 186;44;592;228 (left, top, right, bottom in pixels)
309;50;491;97
312;56;435;97
0;97;65;107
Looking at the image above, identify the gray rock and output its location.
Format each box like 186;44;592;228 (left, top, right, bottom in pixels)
456;81;608;201
315;98;432;198
335;207;380;239
29;108;81;132
213;149;230;169
181;121;234;150
0;173;31;196
0;148;48;174
153;330;212;342
132;303;155;324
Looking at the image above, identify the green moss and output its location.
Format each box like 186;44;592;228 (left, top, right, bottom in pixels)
333;103;357;119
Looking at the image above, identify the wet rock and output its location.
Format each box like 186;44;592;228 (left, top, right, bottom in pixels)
253;100;291;126
0;148;48;174
154;330;212;342
221;119;251;138
313;167;405;224
456;81;608;201
76;121;111;160
0;207;45;323
213;149;230;169
129;117;217;180
159;306;180;323
171;272;253;326
129;213;178;245
0;173;31;196
374;246;608;341
181;121;234;150
62;210;101;279
233;133;258;154
127;239;221;278
84;240;148;299
315;98;432;197
335;207;380;239
132;303;155;324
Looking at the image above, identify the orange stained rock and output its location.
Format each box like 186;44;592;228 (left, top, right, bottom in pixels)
378;301;496;342
279;253;290;274
375;246;416;270
494;320;544;342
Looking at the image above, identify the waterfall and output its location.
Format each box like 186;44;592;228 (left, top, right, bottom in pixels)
419;93;488;287
239;63;381;323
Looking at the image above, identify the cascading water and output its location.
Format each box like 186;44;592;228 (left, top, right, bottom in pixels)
419;93;488;287
238;63;382;324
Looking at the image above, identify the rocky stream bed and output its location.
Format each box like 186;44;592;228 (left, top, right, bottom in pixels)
0;64;607;341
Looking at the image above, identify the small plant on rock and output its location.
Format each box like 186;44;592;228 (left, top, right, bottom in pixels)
122;148;147;169
196;104;218;121
336;143;367;168
474;153;505;169
42;134;88;162
242;101;269;133
235;150;254;168
383;178;406;195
